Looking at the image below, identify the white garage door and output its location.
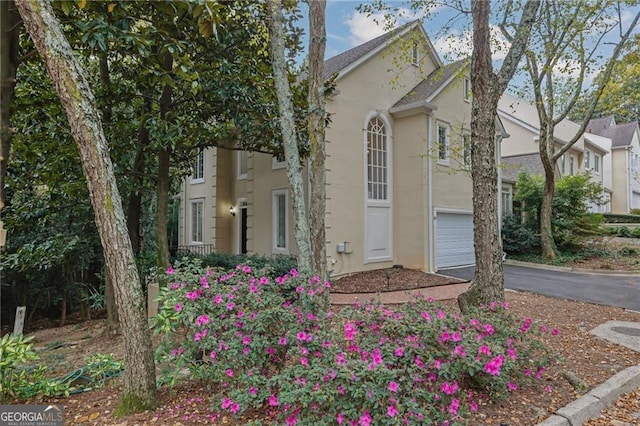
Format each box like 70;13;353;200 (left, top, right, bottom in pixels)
436;212;475;269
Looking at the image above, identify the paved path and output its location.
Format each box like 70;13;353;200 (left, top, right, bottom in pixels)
439;264;640;311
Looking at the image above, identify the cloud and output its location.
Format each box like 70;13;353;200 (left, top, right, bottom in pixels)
345;11;391;46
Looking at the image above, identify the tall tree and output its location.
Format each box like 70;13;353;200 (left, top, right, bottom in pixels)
457;0;540;311
15;0;156;413
307;0;328;280
266;0;313;274
523;1;640;259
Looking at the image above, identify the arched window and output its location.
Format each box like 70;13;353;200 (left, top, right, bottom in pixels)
366;117;388;201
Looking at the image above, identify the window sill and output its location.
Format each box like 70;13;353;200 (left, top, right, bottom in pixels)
190;178;205;184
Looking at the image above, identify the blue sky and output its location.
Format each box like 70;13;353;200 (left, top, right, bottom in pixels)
311;1;640;92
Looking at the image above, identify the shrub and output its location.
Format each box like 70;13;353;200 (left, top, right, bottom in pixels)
153;262;555;425
602;213;640;224
0;334;69;403
630;209;640;216
501;215;539;255
177;252;298;280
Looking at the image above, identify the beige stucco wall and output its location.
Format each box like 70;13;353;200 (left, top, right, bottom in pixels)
324;29;438;276
499;118;537;157
611;148;630;213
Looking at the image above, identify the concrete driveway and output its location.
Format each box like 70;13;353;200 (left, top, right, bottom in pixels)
439;264;640;311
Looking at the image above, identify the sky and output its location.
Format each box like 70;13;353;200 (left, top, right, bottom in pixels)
311;1;640;93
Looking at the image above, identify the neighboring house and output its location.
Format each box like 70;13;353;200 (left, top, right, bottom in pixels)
178;21;505;277
498;93;611;214
587;116;640;213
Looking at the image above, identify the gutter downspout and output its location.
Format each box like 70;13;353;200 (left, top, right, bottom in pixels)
627;147;632;212
427;114;435;273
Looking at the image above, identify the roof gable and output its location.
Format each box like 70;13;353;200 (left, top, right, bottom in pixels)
392;59;468;108
588;119;639;148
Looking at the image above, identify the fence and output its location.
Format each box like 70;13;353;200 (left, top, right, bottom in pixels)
170;244;215;258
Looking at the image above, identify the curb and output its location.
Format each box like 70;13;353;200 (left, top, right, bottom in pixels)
505;259;640;276
536;365;640;425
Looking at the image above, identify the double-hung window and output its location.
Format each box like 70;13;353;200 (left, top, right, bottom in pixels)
437;124;449;165
272;189;288;253
190;199;204;244
191;150;204;183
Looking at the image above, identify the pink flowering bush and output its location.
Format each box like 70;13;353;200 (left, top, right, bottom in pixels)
153;261;554;425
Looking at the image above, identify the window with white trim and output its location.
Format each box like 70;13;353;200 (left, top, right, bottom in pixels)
561;154;566;174
501;185;513;217
463;77;471;102
584;149;591;170
366;116;389;200
437;123;449;164
272;152;286;169
594;154;601;174
411;42;419;66
191;150;204;183
272;189;288;253
463;133;471;166
237;150;248;180
190;199;204;244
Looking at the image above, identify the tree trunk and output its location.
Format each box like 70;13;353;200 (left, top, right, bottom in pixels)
157;52;172;271
104;265;120;335
267;0;312;275
458;0;539;312
16;0;156;412
539;132;557;259
307;0;327;281
0;0;20;211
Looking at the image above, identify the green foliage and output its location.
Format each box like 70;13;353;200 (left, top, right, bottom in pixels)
631;209;640;216
603;213;640;223
0;334;69;403
84;353;123;388
512;172;605;252
153;263;555;425
501;214;540;254
176;252;298;281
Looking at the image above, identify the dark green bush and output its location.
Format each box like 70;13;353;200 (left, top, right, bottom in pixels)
619;247;638;257
502;215;540;255
174;251;298;279
602;213;640;223
630;208;640;216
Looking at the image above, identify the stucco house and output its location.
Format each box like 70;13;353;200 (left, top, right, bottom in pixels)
498;93;611;214
587;116;640;213
177;21;505;277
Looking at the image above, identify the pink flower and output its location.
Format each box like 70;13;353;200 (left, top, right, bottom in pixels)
268;394;279;406
286;414;298;425
359;411;372;426
214;294;223;304
440;380;459;395
551;328;559;335
477;345;492;356
394;347;404;357
249;387;257;395
242;336;252;345
414;356;425;368
520;318;532;333
420;311;431;321
174;303;183;312
278;337;287;345
300;357;309;366
507;382;518;391
227;302;235;310
196;315;210;326
290;268;300;277
166;267;174;275
336;353;347;365
210;351;217;360
388;381;399;393
186;291;199;301
337;413;344;424
448;398;460;415
484;355;504;376
344;321;356;341
371;348;383;365
484;323;495;335
221;397;232;409
535;367;546;379
451;332;462;342
226;369;234;377
200;276;209;288
438;332;451;343
230;403;240;414
453;345;466;357
507;348;517;360
242;265;252;273
387;405;397;417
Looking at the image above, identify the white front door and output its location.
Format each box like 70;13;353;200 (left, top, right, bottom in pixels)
365;115;392;263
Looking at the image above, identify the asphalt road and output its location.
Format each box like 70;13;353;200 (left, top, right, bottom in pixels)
439;264;640;312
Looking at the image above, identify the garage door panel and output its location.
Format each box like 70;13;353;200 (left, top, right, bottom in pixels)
436;212;475;269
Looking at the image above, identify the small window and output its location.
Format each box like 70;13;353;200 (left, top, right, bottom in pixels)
238;150;248;180
569;155;575;175
463;77;471;102
594;154;600;174
437;124;449;164
190;199;204;244
272;189;288;253
584;149;591;169
501;186;513;217
191;150;204;183
561;155;566;174
272;152;286;170
463;134;471;166
411;42;419;66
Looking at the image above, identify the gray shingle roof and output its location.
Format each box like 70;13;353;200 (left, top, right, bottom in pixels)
392;59;468;107
501;153;545;183
588;118;639;148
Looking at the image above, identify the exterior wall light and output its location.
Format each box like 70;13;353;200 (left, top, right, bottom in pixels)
229;206;236;216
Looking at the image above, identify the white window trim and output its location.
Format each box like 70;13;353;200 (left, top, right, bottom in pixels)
190;198;204;244
561;154;566;174
272;154;286;170
594;154;601;175
569;155;575;175
272;189;289;254
463;77;471;103
436;123;450;166
237;150;248;180
501;185;513;216
190;150;205;184
584;149;591;170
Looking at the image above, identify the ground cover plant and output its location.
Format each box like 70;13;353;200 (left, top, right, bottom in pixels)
153;260;555;425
